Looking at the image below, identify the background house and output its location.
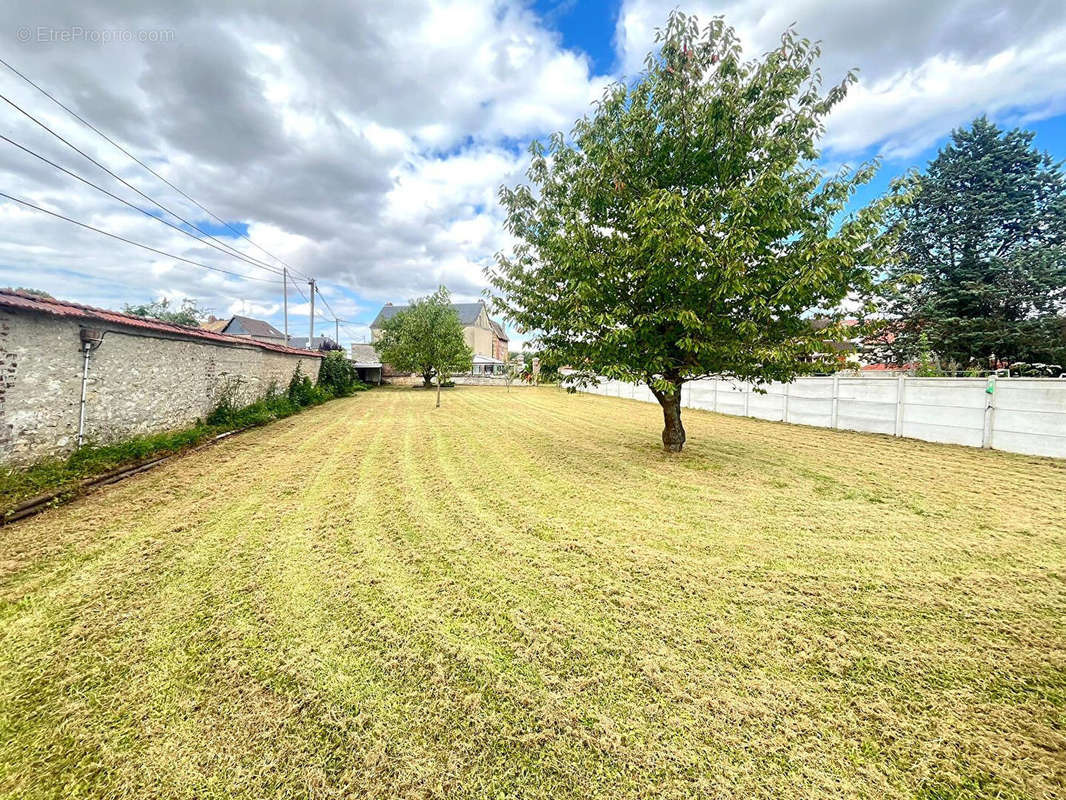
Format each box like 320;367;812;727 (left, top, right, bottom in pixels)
370;300;508;359
203;315;287;346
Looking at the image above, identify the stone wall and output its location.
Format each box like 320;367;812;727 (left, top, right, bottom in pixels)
0;310;322;465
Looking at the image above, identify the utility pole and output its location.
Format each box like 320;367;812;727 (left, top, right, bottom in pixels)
282;267;289;344
308;278;315;350
335;318;339;348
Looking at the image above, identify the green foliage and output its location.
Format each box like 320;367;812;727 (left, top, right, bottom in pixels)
489;11;902;449
124;296;210;327
876;118;1066;367
516;348;561;384
372;287;474;387
207;380;299;428
914;332;945;377
317;350;366;396
287;363;317;406
4;286;53;299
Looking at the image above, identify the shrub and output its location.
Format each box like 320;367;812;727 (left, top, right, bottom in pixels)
288;364;316;407
309;384;335;405
206;379;244;426
317;351;365;396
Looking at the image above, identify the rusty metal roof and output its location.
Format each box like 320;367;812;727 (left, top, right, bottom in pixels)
0;289;322;357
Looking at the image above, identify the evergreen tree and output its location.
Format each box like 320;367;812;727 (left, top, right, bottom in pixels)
877;118;1066;368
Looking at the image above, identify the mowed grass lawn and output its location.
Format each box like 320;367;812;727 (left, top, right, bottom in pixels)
1;387;1064;799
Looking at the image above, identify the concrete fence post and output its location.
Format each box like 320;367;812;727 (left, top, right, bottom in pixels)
982;376;996;449
831;375;840;429
569;374;1064;458
894;376;906;437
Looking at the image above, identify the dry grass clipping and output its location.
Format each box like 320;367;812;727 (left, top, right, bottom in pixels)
1;386;1064;799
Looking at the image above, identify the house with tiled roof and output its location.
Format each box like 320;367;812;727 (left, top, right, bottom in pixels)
203;315;286;346
370;300;509;362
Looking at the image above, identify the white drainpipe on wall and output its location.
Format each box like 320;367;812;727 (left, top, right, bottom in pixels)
77;328;104;448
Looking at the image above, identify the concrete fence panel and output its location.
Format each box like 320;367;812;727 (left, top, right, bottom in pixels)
898;379;986;448
570;374;1066;459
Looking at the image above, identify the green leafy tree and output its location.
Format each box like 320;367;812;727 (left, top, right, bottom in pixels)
317;350;360;395
373;287;473;407
876;118;1066;368
124;297;209;327
489;11;901;451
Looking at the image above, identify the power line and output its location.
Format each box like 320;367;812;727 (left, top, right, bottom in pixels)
315;285;340;321
313;285;357;343
0;57;367;325
289;274;309;303
0;58;370;336
0;54;313;282
0;132;292;276
0;91;285;278
0;191;280;284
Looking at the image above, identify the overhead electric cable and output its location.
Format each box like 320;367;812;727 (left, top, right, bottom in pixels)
0;133;291;276
0;55;313;282
0;91;285;278
0;191;280;283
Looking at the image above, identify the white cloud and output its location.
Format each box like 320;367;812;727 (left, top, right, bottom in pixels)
825;29;1066;158
615;0;1066;159
2;0;1065;352
0;0;608;344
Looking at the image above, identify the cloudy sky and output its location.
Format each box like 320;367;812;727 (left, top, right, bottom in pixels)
2;0;1065;348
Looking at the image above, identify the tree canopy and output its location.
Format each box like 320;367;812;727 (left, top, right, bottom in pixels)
124;297;209;327
875;117;1066;370
5;287;53;299
489;11;901;451
372;287;473;406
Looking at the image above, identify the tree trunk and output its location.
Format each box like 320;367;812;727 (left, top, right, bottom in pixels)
654;385;686;452
422;370;434;388
436;375;441;408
